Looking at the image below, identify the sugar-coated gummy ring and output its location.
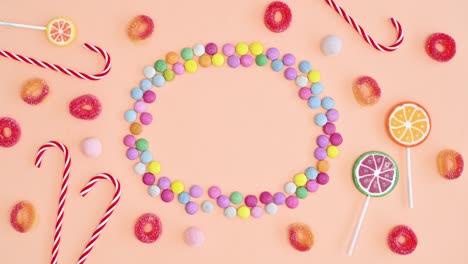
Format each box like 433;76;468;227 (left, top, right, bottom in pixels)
388;225;418;255
134;213;162;243
125;42;341;219
10;201;38;233
21;78;49;105
353;76;381;106
264;1;292;33
69;94;102;120
425;33;456;62
288;223;314;251
0;117;21;148
437;149;464;180
128;15;155;41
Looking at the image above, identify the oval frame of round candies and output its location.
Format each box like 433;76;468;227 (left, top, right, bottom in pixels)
123;42;342;219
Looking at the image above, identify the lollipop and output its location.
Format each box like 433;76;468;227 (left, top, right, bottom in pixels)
386;102;431;208
0;17;76;46
348;151;399;256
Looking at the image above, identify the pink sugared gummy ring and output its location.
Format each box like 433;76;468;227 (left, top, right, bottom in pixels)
134;213;162;243
69;94;102;120
264;1;292;33
425;33;456;62
128;15;154;41
388;225;418;255
0;117;21;148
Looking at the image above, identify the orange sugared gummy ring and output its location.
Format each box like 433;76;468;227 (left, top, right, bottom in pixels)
437;149;464;180
128;15;154;41
10;201;38;233
21;78;49;105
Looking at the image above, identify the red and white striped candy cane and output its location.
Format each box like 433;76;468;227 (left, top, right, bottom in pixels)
35;141;72;264
324;0;404;52
0;43;111;80
77;173;121;264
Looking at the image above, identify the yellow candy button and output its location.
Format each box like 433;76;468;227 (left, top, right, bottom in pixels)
327;146;339;158
293;173;308;186
249;42;264;55
308;70;321;83
211;53;225;66
184;60;198;73
235;42;249;56
171;180;185;194
237;206;250;219
148;161;161;174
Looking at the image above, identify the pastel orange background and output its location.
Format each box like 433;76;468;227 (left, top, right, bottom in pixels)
1;0;467;263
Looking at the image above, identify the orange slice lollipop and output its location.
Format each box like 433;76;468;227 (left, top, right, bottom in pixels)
386;102;431;147
45;17;76;46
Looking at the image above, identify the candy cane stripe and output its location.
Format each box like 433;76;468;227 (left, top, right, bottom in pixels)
324;0;404;52
0;43;111;80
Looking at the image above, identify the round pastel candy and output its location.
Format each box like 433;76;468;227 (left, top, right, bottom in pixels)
173;63;185;75
327;146;339;158
271;59;284;72
131;88;144;100
314;113;328;126
235;42;249;55
311;83;324;95
142;173;155;186
202;200;214;213
163;70;175;81
171;180;185;194
317;173;329;185
314;148;327;161
134;162;146;175
306;180;319;192
296;186;308;199
244;195;258;207
298;61;312;73
222;43;235;56
284;68;297;80
211;53;225;66
282;53;296;66
321;35;343;56
217;195;230;208
184;226;205;247
189;185;203;198
317;135;329;148
265;203;278;215
126;148;138;160
143;90;156;103
330;133;343;146
323;123;336;135
205;42;218;55
152;74;165;87
266;47;280;60
185;202;198;215
326;109;339;122
251;206;263;218
134;101;146;113
240;54;253;67
126;108;140;122
208;186;221;199
147;161;160;174
227;55;240;68
250;42;264;55
165;52;179;65
181;47;194;60
178;192;190;204
284;182;297;194
259;191;273;204
154;60;167;72
193;44;205;56
161;189;174;202
296;76;308;87
184;60;198;73
299;87;312;100
140;79;152;91
293;173;307;186
136;138;149;152
140;151;152;163
148;185;161;197
123;134;136;147
305;167;318;179
230;191;243;204
255;54;268;66
308;96;321;109
143;66;156;78
237;206;250;219
224;206;237;218
158;177;171;190
273;192;286;205
321;97;335;110
286;196;299;208
308;70;321;83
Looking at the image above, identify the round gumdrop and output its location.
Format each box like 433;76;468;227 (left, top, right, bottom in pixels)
128;15;154;41
425;33;456;62
0;117;21;148
21;78;49;105
10;201;38;233
134;213;162;243
388;225;417;255
288;223;314;251
437;149;463;180
184;226;205;247
353;76;381;106
69;94;102;120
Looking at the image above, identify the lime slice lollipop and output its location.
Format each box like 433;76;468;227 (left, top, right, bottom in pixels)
353;151;399;197
348;151;399;256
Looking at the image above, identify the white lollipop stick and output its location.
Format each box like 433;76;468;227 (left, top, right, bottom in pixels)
406;147;414;208
348;195;371;256
0;21;46;31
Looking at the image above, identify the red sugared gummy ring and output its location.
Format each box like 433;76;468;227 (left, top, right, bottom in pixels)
128;15;154;41
21;78;49;105
134;213;162;243
353;76;381;106
10;201;38;233
0;117;21;148
264;1;292;33
437;149;464;180
388;225;418;255
288;223;314;251
69;94;102;120
425;33;456;62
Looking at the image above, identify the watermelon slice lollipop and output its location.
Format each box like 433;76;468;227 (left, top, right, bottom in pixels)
348;151;399;256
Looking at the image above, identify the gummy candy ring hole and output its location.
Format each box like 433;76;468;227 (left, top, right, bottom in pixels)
2;127;12;138
82;104;92;111
143;223;153;233
357;82;374;97
24;83;44;97
274;11;283;22
397;235;407;244
435;43;446;52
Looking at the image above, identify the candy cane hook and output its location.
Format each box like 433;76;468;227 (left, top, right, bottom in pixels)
77;173;121;264
35;141;72;264
0;43;111;80
324;0;404;52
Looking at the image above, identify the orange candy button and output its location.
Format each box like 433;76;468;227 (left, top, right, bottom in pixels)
10;201;38;233
437;149;464;180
